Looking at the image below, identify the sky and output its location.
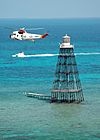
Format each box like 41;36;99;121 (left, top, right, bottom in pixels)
0;0;100;19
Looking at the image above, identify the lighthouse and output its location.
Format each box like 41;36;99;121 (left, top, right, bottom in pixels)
51;35;84;103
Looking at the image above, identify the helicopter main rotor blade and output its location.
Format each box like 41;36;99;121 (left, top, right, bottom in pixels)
4;27;15;30
26;27;44;30
0;26;15;30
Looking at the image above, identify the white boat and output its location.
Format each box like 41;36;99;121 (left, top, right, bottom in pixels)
12;52;25;57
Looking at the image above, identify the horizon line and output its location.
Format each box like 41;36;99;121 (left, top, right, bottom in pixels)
0;17;100;20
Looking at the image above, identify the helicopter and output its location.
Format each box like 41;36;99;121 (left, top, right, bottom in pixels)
10;28;48;42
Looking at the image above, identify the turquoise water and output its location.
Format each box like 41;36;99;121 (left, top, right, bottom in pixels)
0;18;100;140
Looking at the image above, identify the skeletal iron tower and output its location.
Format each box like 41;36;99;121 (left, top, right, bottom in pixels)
51;35;84;103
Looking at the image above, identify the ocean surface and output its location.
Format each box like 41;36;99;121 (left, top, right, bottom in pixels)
0;18;100;140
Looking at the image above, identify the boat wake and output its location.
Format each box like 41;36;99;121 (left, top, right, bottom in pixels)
12;52;100;58
12;52;58;58
75;52;100;56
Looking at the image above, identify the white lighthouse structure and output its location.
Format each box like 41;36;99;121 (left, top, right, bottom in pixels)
60;34;74;48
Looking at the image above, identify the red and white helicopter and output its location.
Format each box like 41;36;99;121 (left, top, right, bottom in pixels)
10;28;48;42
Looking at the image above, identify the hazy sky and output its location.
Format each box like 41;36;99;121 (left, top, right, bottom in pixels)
0;0;100;18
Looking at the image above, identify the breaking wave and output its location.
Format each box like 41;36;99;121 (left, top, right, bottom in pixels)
12;52;100;58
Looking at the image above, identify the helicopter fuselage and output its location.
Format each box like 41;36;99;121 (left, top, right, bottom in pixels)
10;29;48;41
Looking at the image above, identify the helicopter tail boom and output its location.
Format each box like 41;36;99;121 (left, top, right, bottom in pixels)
41;33;48;38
